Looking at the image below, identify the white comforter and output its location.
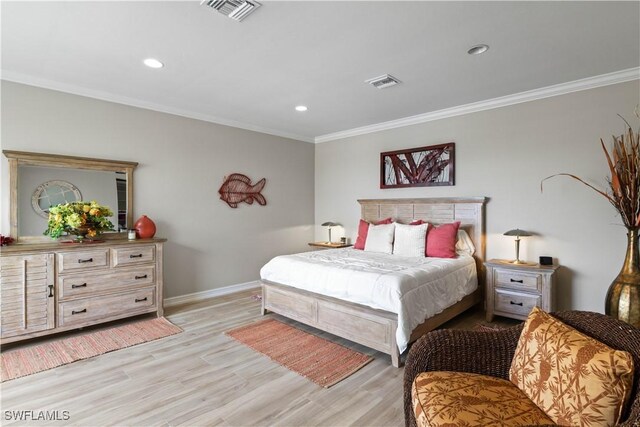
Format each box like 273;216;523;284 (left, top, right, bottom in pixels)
259;248;477;353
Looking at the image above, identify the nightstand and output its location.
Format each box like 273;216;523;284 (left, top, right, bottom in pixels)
485;259;559;322
308;242;353;249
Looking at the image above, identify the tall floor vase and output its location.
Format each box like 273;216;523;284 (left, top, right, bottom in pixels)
606;228;640;328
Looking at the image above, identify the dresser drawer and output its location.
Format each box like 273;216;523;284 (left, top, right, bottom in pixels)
58;287;156;327
112;246;155;267
57;250;109;274
495;269;541;292
494;289;540;318
58;266;155;299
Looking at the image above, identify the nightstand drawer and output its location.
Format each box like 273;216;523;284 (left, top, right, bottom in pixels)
495;269;541;292
494;289;540;317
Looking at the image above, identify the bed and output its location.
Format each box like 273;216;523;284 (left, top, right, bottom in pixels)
260;197;487;367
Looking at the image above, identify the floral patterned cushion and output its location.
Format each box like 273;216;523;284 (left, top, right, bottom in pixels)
510;307;634;426
412;371;555;427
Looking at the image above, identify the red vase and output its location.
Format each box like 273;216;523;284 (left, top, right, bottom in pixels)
134;215;156;239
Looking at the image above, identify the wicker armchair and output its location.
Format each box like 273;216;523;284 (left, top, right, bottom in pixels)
404;311;640;427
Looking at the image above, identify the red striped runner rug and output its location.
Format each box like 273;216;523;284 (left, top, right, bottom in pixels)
225;318;373;388
1;317;182;382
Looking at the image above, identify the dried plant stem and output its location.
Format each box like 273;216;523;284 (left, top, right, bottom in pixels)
542;122;640;229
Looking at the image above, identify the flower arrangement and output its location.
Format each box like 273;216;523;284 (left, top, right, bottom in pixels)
542;113;639;229
44;201;114;240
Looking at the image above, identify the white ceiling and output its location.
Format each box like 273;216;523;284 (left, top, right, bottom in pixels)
2;1;639;143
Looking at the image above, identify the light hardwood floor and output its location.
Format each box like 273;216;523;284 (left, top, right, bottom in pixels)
1;290;518;427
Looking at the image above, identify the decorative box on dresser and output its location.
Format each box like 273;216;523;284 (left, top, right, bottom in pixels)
484;259;559;322
0;238;165;344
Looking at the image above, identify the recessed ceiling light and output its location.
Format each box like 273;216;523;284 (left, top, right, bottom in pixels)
295;105;308;112
467;44;489;55
143;58;164;69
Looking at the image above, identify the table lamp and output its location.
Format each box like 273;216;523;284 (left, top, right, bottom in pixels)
503;229;533;264
321;222;338;243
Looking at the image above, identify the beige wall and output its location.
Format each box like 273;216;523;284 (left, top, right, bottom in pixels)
1;81;315;298
315;80;640;312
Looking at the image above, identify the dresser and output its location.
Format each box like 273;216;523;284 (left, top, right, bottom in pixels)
485;259;559;322
0;238;165;344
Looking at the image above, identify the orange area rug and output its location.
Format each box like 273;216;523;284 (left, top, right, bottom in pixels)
225;318;373;388
1;317;182;382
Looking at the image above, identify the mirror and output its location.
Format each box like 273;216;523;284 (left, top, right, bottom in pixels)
3;151;137;242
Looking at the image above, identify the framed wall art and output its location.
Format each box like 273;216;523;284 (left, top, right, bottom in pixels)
380;142;455;189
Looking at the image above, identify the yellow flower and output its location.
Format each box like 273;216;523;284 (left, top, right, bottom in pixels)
66;213;82;228
55;213;62;223
87;229;97;238
89;208;101;217
82;205;91;213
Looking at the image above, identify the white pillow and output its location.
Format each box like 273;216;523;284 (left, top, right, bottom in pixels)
456;229;476;255
364;223;395;254
393;223;428;257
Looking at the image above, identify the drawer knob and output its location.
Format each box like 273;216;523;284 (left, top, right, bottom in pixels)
510;301;524;306
129;254;143;259
72;308;87;315
510;278;524;283
71;283;88;289
135;275;148;280
135;297;148;303
78;258;93;264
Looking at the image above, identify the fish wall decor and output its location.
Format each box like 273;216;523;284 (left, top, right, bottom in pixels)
218;173;267;208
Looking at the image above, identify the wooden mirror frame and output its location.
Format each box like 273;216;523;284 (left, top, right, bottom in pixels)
3;150;138;242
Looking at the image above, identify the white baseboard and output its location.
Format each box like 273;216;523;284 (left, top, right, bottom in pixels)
163;280;261;308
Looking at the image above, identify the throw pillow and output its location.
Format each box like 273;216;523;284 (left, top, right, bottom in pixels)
393;223;428;257
455;229;476;256
510;307;634;427
353;217;392;250
426;221;460;258
364;223;395;254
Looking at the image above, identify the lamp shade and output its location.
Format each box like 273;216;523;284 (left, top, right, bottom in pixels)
503;229;532;237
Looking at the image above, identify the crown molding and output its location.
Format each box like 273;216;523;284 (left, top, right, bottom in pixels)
0;71;315;144
3;67;638;145
314;67;640;143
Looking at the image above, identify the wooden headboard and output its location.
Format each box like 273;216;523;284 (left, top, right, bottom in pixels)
358;197;488;277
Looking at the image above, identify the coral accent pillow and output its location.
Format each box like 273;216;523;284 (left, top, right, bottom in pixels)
510;307;634;427
425;221;460;258
364;223;395;254
353;217;392;250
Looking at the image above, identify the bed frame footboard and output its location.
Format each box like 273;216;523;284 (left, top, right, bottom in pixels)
261;281;483;368
261;280;401;367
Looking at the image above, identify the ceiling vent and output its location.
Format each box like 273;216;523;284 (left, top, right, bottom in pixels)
200;0;261;22
365;74;401;89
